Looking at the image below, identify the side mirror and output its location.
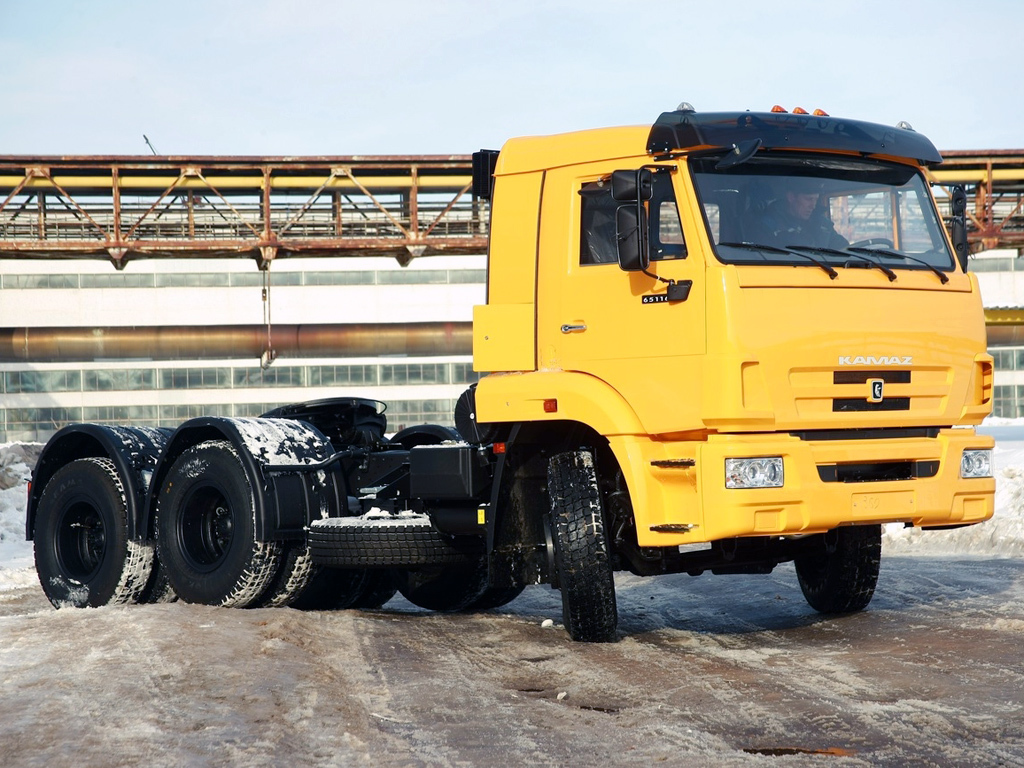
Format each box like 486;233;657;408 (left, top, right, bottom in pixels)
951;184;968;272
611;169;653;271
616;204;649;271
611;168;653;202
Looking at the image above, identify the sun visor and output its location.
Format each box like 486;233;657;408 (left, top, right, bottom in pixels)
647;110;943;165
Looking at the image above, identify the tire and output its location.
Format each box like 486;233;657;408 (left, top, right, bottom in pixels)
352;569;399;609
290;567;397;610
466;584;526;611
547;449;618;642
33;458;155;609
794;524;881;613
138;554;178;604
395;562;490;612
155;441;282;607
308;516;482;568
258;543;318;608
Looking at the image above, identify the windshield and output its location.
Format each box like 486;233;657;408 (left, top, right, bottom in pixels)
690;154;955;275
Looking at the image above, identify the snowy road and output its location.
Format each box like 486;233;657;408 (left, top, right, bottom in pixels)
1;435;1023;766
1;559;1022;767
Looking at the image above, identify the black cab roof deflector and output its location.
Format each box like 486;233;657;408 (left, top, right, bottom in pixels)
647;110;943;165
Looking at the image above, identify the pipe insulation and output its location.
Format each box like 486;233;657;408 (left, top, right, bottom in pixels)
0;322;473;363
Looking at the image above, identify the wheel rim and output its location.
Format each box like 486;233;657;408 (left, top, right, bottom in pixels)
54;501;106;582
177;485;234;571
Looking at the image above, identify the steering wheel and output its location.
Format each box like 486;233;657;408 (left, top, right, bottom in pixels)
850;238;894;249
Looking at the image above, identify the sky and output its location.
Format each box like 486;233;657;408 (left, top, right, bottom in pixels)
0;0;1022;156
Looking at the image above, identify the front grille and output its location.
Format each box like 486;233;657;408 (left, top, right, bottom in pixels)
790;427;940;441
833;370;912;385
833;397;911;412
832;369;911;412
817;460;939;483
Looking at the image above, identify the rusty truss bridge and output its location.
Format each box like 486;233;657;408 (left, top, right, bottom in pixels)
0;155;487;268
927;151;1024;253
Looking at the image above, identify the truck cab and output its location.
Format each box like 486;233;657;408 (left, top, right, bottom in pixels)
471;106;994;637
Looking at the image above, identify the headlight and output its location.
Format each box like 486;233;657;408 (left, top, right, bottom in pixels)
725;457;784;489
960;450;992;479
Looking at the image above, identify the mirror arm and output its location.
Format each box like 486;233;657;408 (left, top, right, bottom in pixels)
950;184;969;272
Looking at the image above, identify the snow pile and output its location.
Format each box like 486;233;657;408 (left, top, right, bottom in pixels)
0;443;40;590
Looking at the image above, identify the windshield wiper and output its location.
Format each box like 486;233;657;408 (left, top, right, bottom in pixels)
847;246;949;284
776;244;897;282
718;241;838;279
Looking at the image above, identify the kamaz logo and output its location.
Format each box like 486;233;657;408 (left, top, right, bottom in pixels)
838;355;913;366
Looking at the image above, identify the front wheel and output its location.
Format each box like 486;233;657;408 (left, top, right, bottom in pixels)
547;449;618;642
33;458;154;608
794;524;881;613
156;441;281;607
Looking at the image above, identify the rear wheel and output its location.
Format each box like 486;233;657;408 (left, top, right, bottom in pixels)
156;441;281;607
547;449;618;642
33;458;154;608
258;543;318;607
795;524;881;613
468;583;526;611
394;562;490;612
291;567;397;610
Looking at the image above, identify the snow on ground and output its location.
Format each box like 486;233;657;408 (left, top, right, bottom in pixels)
0;443;39;590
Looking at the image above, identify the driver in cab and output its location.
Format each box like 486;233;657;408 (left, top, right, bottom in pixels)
758;179;848;250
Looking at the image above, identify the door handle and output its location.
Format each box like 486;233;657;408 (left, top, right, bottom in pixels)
561;324;587;334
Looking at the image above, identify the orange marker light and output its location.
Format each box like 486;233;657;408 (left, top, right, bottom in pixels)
493;442;506;454
771;105;787;113
792;106;808;115
543;399;558;413
813;108;829;116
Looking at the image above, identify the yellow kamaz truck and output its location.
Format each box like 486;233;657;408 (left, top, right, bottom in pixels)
27;106;995;641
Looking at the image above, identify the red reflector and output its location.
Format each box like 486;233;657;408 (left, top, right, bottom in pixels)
543;399;558;413
813;108;829;116
770;105;787;113
792;106;808;115
493;442;506;454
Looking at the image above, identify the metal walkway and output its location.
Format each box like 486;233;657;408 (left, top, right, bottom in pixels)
0;155;487;267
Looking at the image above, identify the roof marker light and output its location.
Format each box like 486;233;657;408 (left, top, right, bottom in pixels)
676;102;696;113
896;120;915;131
771;105;787;113
792;106;809;115
813;108;829;116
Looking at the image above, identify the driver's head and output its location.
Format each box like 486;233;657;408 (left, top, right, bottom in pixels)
785;178;824;220
786;190;819;220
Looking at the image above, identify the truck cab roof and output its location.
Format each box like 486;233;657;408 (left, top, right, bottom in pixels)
494;108;942;177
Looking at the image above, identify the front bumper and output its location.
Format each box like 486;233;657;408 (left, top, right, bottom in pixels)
608;428;995;548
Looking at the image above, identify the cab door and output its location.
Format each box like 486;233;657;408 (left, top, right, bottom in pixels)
535;162;706;434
